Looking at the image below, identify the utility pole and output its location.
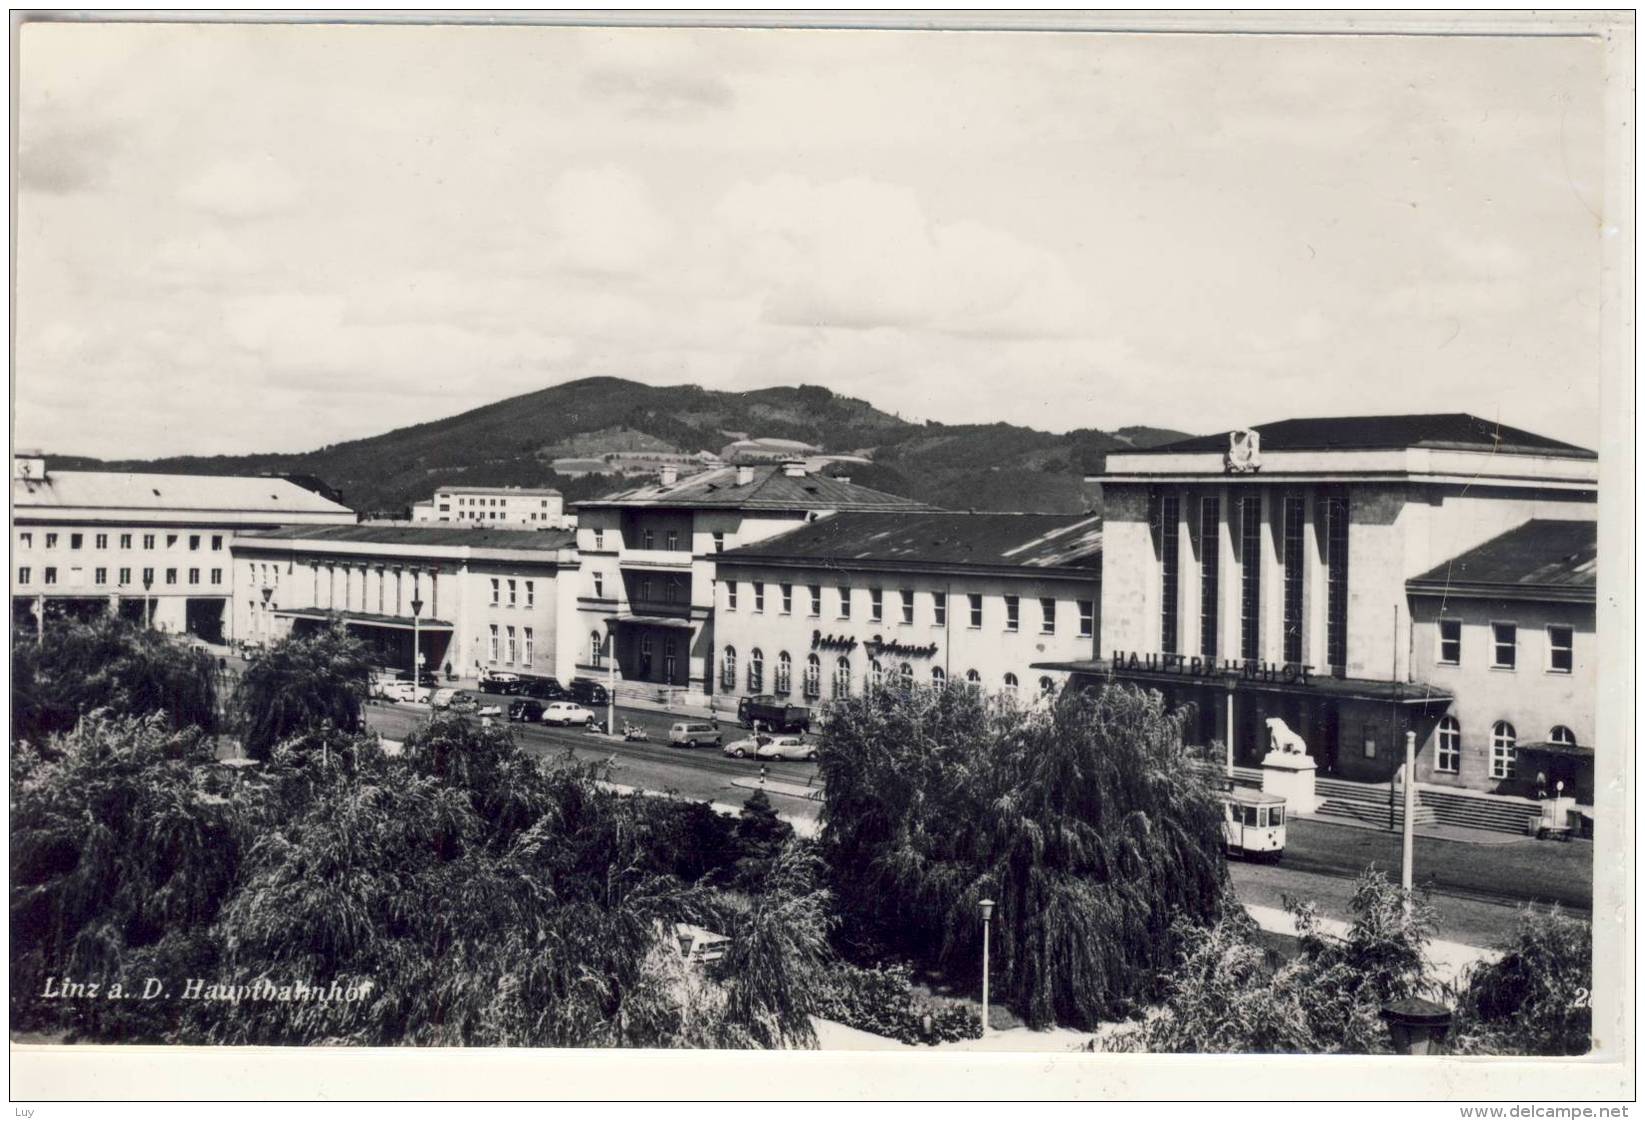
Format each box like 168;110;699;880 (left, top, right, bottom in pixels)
1401;729;1416;919
606;629;616;735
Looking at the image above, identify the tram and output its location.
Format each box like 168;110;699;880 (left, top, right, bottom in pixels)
1222;787;1287;861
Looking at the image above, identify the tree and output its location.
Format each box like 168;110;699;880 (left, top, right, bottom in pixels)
816;682;1229;1030
11;616;219;744
1446;906;1591;1056
233;624;371;761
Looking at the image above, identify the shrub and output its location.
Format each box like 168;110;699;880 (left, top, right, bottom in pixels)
1446;906;1591;1056
814;961;983;1045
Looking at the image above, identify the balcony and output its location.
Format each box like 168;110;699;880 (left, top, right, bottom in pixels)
619;548;694;571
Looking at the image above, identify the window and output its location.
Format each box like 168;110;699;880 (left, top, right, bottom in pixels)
118;567;130;585
1039;675;1055;697
964;668;981;694
1040;598;1056;635
212;535;223;551
833;657;851;698
590;631;605;668
1490;721;1517;780
506;626;518;664
804;654;821;698
19;533;31;549
838;586;851;619
898;663;914;692
210;568;222;585
165;568;178;585
754;582;765;613
189;535;200;551
663;638;677;681
526;580;535;608
593;528;604;550
43;567;57;585
1491;623;1517;670
726;581;738;611
666;530;679;552
663;576;678;605
507;579;517;606
1547;625;1574;674
489;625;500;661
713;531;725;553
1078;600;1094;639
1198;497;1219;659
1435;717;1461;773
1549;724;1577;750
969;594;983;628
523;627;534;665
932;666;946;686
95;534;108;549
1437;619;1462;665
188;568;200;585
141;567;154;587
166;535;178;549
46;533;58;549
490;578;500;606
748;648;764;693
1003;672;1019;695
1281;495;1305;664
1239;495;1262;661
933;592;947;627
1156;493;1180;654
869;589;883;623
70;533;83;550
1004;595;1019;633
781;583;793;614
120;534;131;549
776;651;793;694
868;660;883;691
900;590;914;625
17;567;29;585
143;534;155;550
1362;729;1376;759
722;646;737;691
638;634;654;677
809;585;822;617
94;567;108;585
642;529;654;550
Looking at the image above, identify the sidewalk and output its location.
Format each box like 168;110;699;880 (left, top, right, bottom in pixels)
1243;902;1494;986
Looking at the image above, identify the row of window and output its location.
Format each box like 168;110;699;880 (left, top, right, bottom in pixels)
487;624;536;665
488;577;537;609
585;528;728;553
18;566;222;588
449;509;558;522
17;531;224;552
1436;620;1573;674
724;581;1094;637
444;495;554;508
1431;717;1578;780
717;645;1060;699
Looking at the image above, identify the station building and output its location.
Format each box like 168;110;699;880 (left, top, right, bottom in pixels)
230;524;580;684
10;453;355;641
571;462;931;700
1040;414;1597;799
712;511;1101;709
413;485;573;530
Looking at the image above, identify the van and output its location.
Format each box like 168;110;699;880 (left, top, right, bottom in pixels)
669;721;722;749
736;695;812;733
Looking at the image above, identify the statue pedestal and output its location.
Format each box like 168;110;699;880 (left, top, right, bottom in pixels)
1261;751;1318;815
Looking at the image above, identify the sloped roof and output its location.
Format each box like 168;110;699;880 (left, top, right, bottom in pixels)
718;511;1101;573
240;524;576;551
1409;520;1596;599
575;464;932;513
14;470;355;515
1136;414;1594;459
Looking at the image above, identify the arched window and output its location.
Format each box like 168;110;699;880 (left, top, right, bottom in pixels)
868;660;883;691
776;651;793;694
721;646;737;692
932;666;946;687
1549;724;1577;748
804;653;821;698
834;656;851;698
590;630;604;668
638;633;653;677
1003;672;1019;695
965;668;981;694
899;663;914;691
663;637;677;682
1490;721;1517;780
748;648;765;693
1435;716;1461;774
1038;675;1055;697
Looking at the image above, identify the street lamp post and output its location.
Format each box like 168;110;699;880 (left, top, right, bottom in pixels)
606;630;616;735
978;898;995;1036
142;572;154;630
410;596;425;711
1401;728;1416;919
1223;672;1239;778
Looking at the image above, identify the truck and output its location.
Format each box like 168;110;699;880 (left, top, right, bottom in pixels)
736;695;812;733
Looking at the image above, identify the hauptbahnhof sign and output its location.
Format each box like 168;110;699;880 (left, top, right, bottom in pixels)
1108;650;1315;687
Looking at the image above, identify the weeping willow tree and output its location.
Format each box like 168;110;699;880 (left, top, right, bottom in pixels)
816;682;1228;1030
234;623;372;760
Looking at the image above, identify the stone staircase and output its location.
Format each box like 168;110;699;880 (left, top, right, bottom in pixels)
1419;787;1544;835
1225;760;1546;836
1314;775;1438;829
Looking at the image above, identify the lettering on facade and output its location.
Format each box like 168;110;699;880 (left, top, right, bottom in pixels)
865;633;940;660
811;630;858;652
1108;650;1313;686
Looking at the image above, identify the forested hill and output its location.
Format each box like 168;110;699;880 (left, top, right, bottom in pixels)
44;377;1189;515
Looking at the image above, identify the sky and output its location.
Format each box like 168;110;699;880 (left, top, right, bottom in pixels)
13;20;1610;459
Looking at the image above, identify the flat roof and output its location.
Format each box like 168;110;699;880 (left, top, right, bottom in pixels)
13;470;355;516
240;524;576;551
1130;413;1595;460
718;511;1101;572
575;464;931;513
433;485;562;497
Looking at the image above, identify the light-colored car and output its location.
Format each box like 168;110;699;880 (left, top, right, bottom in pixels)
476;701;504;718
542;701;595;726
669;721;722;749
722;734;769;758
385;680;432;704
755;735;817;762
431;687;464;709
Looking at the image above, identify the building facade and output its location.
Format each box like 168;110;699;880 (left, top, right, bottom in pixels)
712;512;1101;713
1045;414;1597;797
414;485;573;529
231;525;581;684
571;462;932;700
10;453;356;641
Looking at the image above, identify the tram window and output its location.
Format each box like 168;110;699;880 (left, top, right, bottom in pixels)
1243;806;1258;827
1271;806;1283;827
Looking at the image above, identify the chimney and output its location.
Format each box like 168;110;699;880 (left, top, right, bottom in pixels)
13;451;45;481
735;465;755;485
780;460;807;478
659;464;679;486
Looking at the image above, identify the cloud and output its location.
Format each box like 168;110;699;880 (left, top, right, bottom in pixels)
544;166;668;275
178;155;304;220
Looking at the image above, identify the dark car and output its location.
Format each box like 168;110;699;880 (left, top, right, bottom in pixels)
478;671;523;695
395;668;439;687
508;698;545;723
518;676;566;700
737;695;812;733
569;678;610;706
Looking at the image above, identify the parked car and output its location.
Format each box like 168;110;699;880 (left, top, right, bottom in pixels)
569;679;610;706
755;735;818;762
478;671;522;695
369;672;400;699
518;676;566;700
395;668;439;688
542;701;595;727
385;680;432;704
449;695;482;715
431;687;464;709
508;698;546;723
736;695;812;733
476;700;504;718
668;721;722;749
723;733;772;759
